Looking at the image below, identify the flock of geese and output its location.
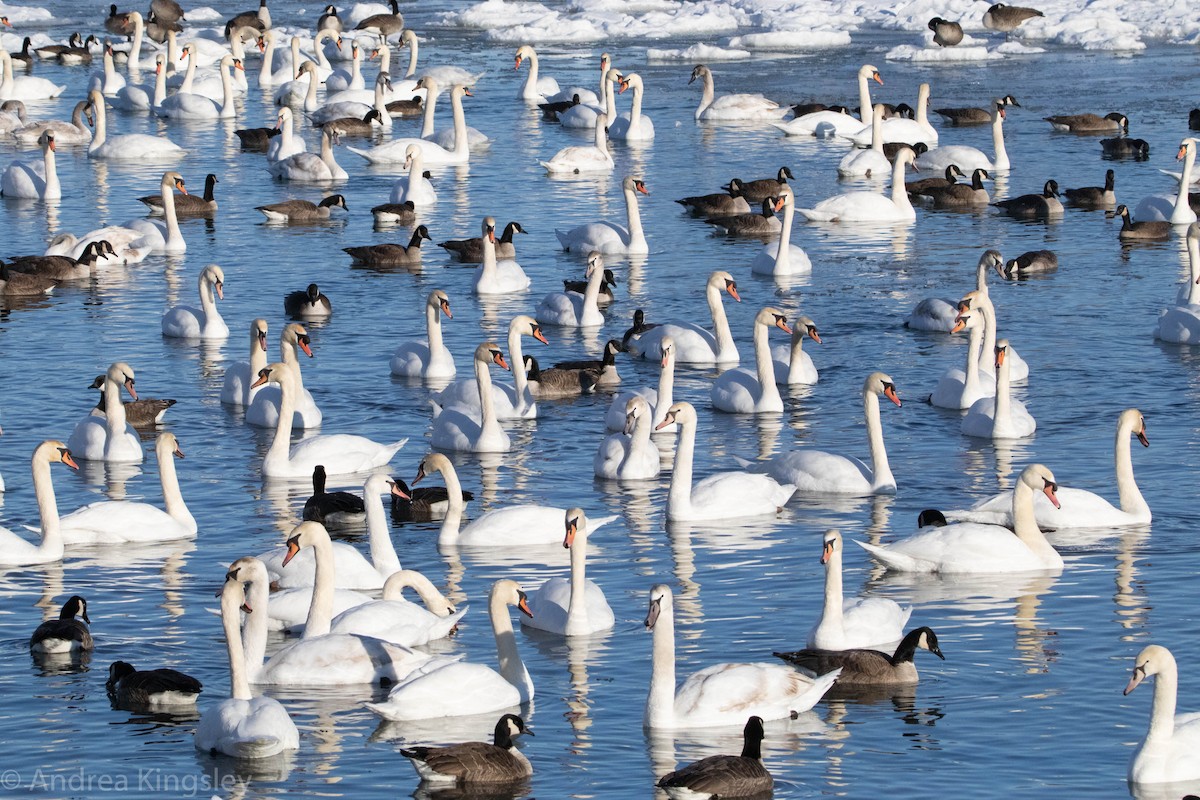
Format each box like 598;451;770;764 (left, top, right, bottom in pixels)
2;0;1200;796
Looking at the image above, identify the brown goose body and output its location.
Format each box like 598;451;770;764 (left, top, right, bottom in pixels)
390;479;474;521
150;0;184;23
933;93;1020;126
774;627;944;686
30;596;94;654
1116;204;1171;241
982;2;1044;32
563;268;617;306
538;93;580;120
550;339;622;386
6;241;109;280
106;661;202;707
343;225;431;266
385;96;423;117
705;197;782;236
0;262;58;295
993;179;1063;218
999;250;1058;279
355;0;403;41
1100;137;1149;157
439;221;525;262
402;714;533;784
370;200;418;225
1044;111;1127;133
89;374;176;426
1063;169;1115;207
235;125;280;150
525;356;601;398
733;166;793;203
140;173;219;216
658;716;773;799
928;17;963;46
258;194;348;222
316;109;384;136
907;164;964;195
35;32;84;59
676;178;752;216
104;5;128;35
917;168;990;207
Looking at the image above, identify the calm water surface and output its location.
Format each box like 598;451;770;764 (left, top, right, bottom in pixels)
1;3;1199;798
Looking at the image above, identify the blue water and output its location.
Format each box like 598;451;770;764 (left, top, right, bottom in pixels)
1;3;1199;798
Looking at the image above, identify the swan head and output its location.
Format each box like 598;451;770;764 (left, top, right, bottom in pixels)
655;401;696;431
708;271;740;302
39;130;54;152
36;440;79;471
512;315;550;345
659;335;675;368
201;264;224;300
282;323;313;357
225;556;270;608
645;583;673;629
281;520;332;567
106;362;138;401
623;175;649;195
980;249;1004;275
491;579;533;618
402;142;424;170
772;184;794;212
757;307;792;335
688;64;709;85
864;372;901;407
1120;408;1149;448
299;60;317;77
364;472;392;497
586;251;603;277
793;316;820;345
451;84;471;102
1180;137;1200;161
623;395;651;435
481;216;497;242
157;431;184;460
1124;644;1174;696
820;530;842;564
1018;464;1060;509
860;64;883;85
401;29;417;48
429;289;452;319
952;292;984;332
250;361;293;390
414;452;454;487
563;507;590;549
476;341;510;371
251;318;268;351
994;338;1011;370
515;45;534;69
161;170;187;196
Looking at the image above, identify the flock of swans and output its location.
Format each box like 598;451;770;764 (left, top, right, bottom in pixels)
1;0;1199;796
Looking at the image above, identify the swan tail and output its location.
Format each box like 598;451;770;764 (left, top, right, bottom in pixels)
731;455;754;469
554;230;571;250
854;539;933;573
587;514;619;533
796;208;836;222
347;146;374;162
230;736;285;758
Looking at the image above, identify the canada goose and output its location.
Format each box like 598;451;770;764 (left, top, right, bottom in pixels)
316;109;385;137
355;0;403;43
982;3;1044;32
139;173;219;217
150;0;184;23
774;627;944;686
928;17;963;46
401;714;533;784
439;221;527;262
1044;112;1128;133
104;5;127;35
538;93;581;120
789;102;850;117
258;195;348;222
4;240;111;280
676;179;752;216
657;716;773;799
57;34;99;65
302;464;365;526
1063;169;1116;207
933;95;1020;126
562;268;617;306
705;196;781;236
318;4;341;32
916;168;990;207
370;200;418;225
224;0;269;38
30;595;94;653
385;95;423;118
734;166;793;203
343;225;431;267
620;309;658;352
9;37;33;68
917;509;949;528
524;356;601;398
107;661;202;707
234;125;280;151
993;179;1063;218
390;477;475;521
1191;109;1200;131
907;164;964;195
883;140;928;161
1100;137;1150;158
88;374;176;427
998;250;1058;278
284;283;332;319
0;262;58;296
551;339;622;385
35;32;83;60
1117;204;1171;241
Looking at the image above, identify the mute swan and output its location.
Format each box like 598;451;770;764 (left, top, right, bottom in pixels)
961;339;1036;439
799;147;918;222
324;39;364;93
0;441;77;566
60;432;195;543
122;171;189;254
953;408;1150;529
595;396;661;480
541;111;614;174
1122;644;1200;785
644;584;841;729
1156;222;1200;344
963;289;1029;381
365;579;535;720
846;83;937;147
1;130;60;200
1136;138;1198;225
473;216;530;295
0;51;65;100
195;574;299;758
807;530;911;649
431;316;547;420
608;72;655;141
221;319;269;407
776;627;944;686
772;316;821;385
252;361;408;478
349;83;472;165
402;715;533;782
157;51;239;119
266;106;307;162
689;64;787;122
247;323;322;429
858;464;1064;574
737;373;900;495
930;306;994;410
12;100;91;145
422;76;490;149
272;59;320;111
774;64;881;137
558;55;615;129
69;363;144;463
162;265;227;339
656;402;796;521
270;125;348;182
522;509;615;635
86;89;185;160
605;335;676;433
838;104;890;177
329;569;466;646
555;175;649;254
750;185;811;276
431;342;512;454
390;144;437;205
628;271;741;365
918;100;1010;173
711;308;792;414
905;250;998;332
515;44;561;101
537;252;607;328
392;290;456;378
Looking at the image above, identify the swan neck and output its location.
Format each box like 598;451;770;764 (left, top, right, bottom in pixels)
451;89;468;156
1114;418;1148;516
89;99;107;150
157;440;193;529
476;350;502;440
858;72;873;126
864;388;893;490
654;354;675;428
994;352;1012;427
162;178;181;250
1012;479;1057;565
821;546;844;633
426;301;444;353
104;373;130;450
405;37;418;77
978;299;997;372
753;318;782;409
1147;664;1179;742
566;528;588;633
625;182;646;250
1173;145;1195;222
266;369;297;467
631;82;643;122
491;591;529;698
508;324;531;410
43;139;59;197
992;112;1009;170
646;596;676;725
668;417;696;516
963;321;983;395
419;85;437;137
221;586;253;699
180;48;196;91
241;567;269;677
774;197;794;270
1186;233;1200;305
890;156;914;213
366;483;401;575
870;107;883;153
695;71;714;119
437;463;465;544
303;533;335;637
31;450;63;559
523;51;539;97
708;281;735;359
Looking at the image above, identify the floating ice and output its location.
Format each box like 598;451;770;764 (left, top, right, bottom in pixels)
187;6;223;23
886;44;1001;62
728;30;851;49
0;2;52;24
646;43;751;61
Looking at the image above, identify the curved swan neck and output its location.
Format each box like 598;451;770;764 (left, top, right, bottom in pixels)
695;70;714;119
707;280;736;360
221;583;252;700
179;47;197;92
1012;479;1058;565
507;324;531;409
1114;416;1149;516
156;439;193;529
89;95;107;151
31;449;63;560
259;31;276;87
436;461;466;544
646;592;676;725
593;113;608;153
654;352;675;428
366;481;401;575
303;531;336;637
490;589;529;696
857;70;873;126
419;83;437;137
787;328;806;378
1147;661;1179;742
583;260;605;312
864;387;893;490
889;155;914;213
753;316;782;409
521;50;539;98
405;36;418;78
266;369;298;467
668;416;696;515
383;570;443;608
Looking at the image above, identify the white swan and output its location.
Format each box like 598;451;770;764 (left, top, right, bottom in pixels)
858;464;1064;574
954;408;1150;529
329;569;466;646
608;72;655;141
555;175;649;254
918;99;1010;173
246;323;322;429
971;284;1030;382
644;583;841;729
772;316;821;385
253;361;408;478
473;216;530;295
846;83;937;147
60;432;196;543
798;147;918;222
195;571;298;758
389;144;437;205
594;395;661;480
422;76;489;149
311;71;392;130
431;316;546;420
808;530;911;649
364;579;535;720
431;342;512;454
1136;138;1198;225
0;51;65;100
272;59;320;111
689;64;787;122
86;89;185;160
122;171;188;254
628;271;740;365
111;52;163;111
349;83;471;165
1157;222;1200;343
711;307;792;414
68;363;144;464
0;441;77;566
270;125;348;182
1123;644;1200;785
773;64;881;137
514;44;560;101
267;106;307;162
162;264;227;338
537;251;607;328
656;402;796;521
157;51;239;119
12;99;92;145
541;111;613;174
605;335;676;433
750;184;811;276
522;509;615;635
324;39;364;93
738;372;900;495
906;250;999;332
837;104;890;178
930;305;994;410
557;55;613;130
391;290;456;378
221;319;269;407
1;130;60;200
961;339;1036;439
